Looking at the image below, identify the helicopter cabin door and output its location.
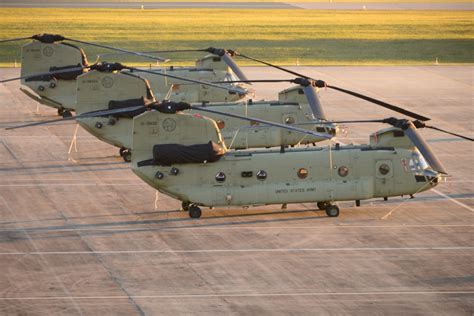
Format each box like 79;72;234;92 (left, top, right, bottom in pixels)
374;160;395;197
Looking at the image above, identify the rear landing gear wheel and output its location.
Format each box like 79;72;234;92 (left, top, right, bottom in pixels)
189;205;202;219
325;205;340;217
57;108;64;116
317;201;330;210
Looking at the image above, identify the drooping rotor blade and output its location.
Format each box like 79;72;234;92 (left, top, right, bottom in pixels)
6;116;75;130
190;105;332;140
234;52;430;121
421;124;474;142
1;33;169;62
403;122;447;174
62;38;169;62
0;66;86;83
5;105;149;130
79;105;148;118
0;36;34;44
125;66;247;95
327;85;430;122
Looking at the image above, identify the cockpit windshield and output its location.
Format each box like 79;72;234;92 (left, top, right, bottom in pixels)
409;149;430;172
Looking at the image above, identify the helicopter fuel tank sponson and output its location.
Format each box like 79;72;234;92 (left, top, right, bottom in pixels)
137;141;226;167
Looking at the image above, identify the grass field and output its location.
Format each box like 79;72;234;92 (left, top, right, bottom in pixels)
4;0;472;2
0;8;472;67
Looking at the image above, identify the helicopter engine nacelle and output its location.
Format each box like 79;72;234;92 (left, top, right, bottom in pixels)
195;54;228;72
369;127;414;149
20;41;88;110
75;70;154;149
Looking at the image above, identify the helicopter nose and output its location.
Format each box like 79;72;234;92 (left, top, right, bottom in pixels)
423;169;443;186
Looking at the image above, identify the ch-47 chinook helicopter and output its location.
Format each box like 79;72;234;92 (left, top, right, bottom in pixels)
79;100;470;219
6;61;336;161
0;34;249;117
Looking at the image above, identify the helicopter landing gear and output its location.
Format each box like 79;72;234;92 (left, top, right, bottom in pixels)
181;201;190;212
62;110;72;118
119;147;132;162
317;201;331;210
325;205;340;217
189;205;202;219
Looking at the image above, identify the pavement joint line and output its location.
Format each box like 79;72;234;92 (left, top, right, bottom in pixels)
1;224;473;233
1;291;474;300
432;189;474;212
0;247;472;256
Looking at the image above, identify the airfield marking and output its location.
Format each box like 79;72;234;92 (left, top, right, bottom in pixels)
0;224;472;233
0;247;472;256
432;189;474;212
1;291;473;301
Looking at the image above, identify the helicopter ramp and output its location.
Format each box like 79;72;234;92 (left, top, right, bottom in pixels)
0;66;472;314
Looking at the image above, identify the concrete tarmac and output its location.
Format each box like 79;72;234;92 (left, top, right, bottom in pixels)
0;1;472;10
0;66;472;314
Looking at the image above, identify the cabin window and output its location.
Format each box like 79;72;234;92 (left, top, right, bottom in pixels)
256;170;267;180
297;168;308;179
379;164;390;175
338;166;349;177
215;172;226;183
316;127;326;133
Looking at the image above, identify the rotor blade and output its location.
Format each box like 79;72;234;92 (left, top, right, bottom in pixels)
294;119;386;126
63;38;170;62
425;125;473;142
0;36;33;44
190;106;332;140
327;85;430;122
404;123;447;174
236;52;310;80
213;79;293;84
97;49;208;59
125;67;247;95
79;105;147;118
302;85;327;120
6;116;75;130
221;53;249;82
0;66;86;83
236;52;430;121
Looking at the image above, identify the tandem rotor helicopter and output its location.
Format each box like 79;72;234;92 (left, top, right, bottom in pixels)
0;33;250;117
1;34;472;219
2;34;435;162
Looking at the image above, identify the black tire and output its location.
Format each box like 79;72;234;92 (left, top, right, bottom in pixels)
317;201;330;210
325;205;340;217
119;147;126;157
62;110;72;118
189;205;202;219
122;151;132;163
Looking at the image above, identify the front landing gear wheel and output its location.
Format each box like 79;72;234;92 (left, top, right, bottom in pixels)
325;205;340;217
62;110;72;118
119;148;132;162
189;205;202;219
317;201;331;210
